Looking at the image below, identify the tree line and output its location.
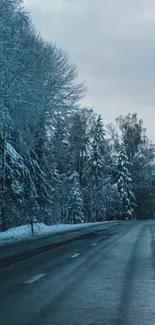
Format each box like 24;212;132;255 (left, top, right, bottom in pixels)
0;0;155;231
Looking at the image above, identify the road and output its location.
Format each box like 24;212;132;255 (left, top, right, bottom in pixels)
0;221;155;325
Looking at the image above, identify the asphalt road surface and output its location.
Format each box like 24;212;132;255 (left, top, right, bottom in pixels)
0;220;155;325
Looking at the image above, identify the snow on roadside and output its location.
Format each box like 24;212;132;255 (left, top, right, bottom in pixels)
0;221;113;248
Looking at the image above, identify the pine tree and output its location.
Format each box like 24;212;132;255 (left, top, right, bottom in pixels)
87;115;111;221
89;115;110;184
68;172;84;224
117;146;136;219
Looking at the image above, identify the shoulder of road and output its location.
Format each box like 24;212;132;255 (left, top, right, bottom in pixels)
0;221;122;269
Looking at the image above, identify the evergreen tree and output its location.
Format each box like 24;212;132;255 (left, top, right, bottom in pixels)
117;146;136;219
87;115;112;221
0;141;35;230
89;115;111;184
69;109;95;183
68;172;84;224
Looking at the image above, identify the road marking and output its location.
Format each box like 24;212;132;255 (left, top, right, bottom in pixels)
71;253;80;258
25;274;45;284
92;243;97;246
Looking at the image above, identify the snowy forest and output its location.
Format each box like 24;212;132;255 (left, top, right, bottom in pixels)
0;0;155;231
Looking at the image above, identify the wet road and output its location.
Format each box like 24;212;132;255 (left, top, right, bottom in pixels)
0;221;155;325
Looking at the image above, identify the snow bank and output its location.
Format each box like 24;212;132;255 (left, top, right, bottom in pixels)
0;221;112;247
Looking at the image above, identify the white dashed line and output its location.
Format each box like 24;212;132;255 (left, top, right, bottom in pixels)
25;274;45;284
92;243;97;247
71;253;80;259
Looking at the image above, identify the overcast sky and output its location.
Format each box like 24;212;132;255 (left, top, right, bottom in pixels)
25;0;155;140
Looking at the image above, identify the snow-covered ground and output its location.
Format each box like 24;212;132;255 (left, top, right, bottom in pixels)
0;221;114;247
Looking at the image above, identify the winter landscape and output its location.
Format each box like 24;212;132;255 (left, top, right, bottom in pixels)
0;1;155;325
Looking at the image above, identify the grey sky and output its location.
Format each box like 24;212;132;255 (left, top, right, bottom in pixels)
25;0;155;140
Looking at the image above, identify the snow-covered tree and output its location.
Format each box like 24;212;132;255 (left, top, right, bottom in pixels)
117;146;136;219
116;113;155;219
69;109;95;184
0;141;36;230
0;0;85;229
1;0;155;232
89;115;111;184
85;115;112;221
68;172;84;224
